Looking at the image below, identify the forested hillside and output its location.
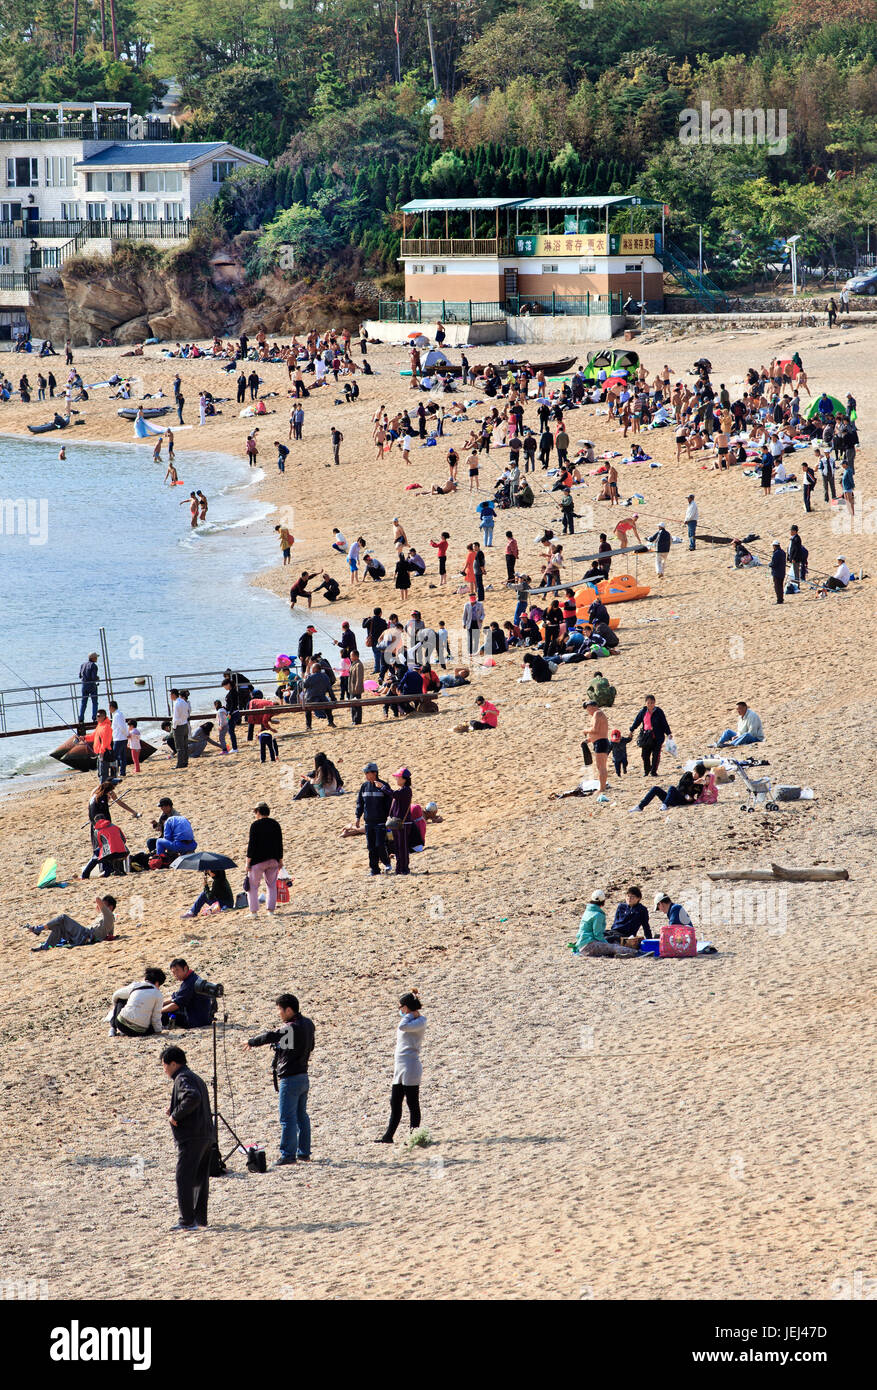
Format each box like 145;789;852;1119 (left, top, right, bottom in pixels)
3;1;876;282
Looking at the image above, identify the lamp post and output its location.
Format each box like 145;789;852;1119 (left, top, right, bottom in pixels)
787;234;801;297
640;262;645;329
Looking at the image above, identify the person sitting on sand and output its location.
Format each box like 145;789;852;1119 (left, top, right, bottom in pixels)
629;762;717;812
24;894;116;951
605;886;652;942
181;870;234;918
294;751;344;799
574;890;607;951
108;967;167;1037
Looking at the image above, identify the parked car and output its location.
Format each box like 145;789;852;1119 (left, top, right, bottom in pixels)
845;269;877;296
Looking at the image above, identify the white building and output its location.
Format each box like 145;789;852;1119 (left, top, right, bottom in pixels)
0;101;266;339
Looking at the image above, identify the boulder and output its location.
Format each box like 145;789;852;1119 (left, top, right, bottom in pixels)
115;315;152;344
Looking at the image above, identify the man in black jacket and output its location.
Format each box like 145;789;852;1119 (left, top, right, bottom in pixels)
769;541;786;604
355;762;392;875
161;1045;213;1231
245;994;315;1167
630;695;672;777
362;607;388;674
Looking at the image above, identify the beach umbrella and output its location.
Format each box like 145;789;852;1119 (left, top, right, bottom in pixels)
172;852;237;872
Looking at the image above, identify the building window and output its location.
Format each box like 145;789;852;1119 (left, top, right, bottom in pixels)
431;264;446;274
60;202;80;221
625;263;641;272
45;156;74;188
411;264;424;274
212;161;235;183
139;202;158;221
112;202;133;221
0;246;9;266
579;263;596;273
163;202;184;221
541;263;559;274
86;171;132;194
86;202;108;221
0;202;23;222
6;157;38;188
139;170;182;193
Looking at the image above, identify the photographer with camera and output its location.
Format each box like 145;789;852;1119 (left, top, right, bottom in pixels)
244;994;315;1167
161;958;217;1029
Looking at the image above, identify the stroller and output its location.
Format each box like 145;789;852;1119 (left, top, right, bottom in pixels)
732;760;779;812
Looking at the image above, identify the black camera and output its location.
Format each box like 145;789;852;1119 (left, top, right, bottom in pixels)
194;977;224;999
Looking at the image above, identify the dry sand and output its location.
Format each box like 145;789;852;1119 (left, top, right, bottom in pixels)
0;321;875;1301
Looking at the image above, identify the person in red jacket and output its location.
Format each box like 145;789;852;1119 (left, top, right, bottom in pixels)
504;530;518;585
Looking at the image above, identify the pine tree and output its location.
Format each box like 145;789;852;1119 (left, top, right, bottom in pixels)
291;166;308;206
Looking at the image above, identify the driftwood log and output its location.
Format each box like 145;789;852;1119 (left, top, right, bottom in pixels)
707;864;849;883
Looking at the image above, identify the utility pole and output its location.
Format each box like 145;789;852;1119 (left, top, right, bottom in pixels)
425;1;440;96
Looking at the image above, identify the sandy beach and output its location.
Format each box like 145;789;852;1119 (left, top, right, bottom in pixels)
0;320;875;1301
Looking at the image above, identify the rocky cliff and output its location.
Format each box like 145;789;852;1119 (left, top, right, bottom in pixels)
28;238;376;345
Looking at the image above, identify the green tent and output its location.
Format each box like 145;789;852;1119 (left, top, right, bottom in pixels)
806;395;845;420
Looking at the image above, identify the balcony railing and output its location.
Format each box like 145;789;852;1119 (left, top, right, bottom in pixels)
400;237;516;258
0;272;40;291
379;293;624;323
0;120;172;142
0;218;191;241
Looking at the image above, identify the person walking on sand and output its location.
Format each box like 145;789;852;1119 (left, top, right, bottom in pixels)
374;992;426;1143
647;522;672;579
356;761;392;876
245;802;284;916
176;391;185;425
198;392;207;427
246;430;259;467
582;700;610;796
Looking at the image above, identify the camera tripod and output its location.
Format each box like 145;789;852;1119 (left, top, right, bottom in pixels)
210;1011;247;1175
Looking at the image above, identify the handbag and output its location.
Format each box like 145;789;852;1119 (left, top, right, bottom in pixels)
385;817;402;830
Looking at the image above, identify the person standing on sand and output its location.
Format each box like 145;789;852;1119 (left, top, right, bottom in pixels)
356;761;392;876
330;426;343;467
275;524;293;566
245;802;284;916
161;1045;213;1232
245;994;315;1168
176;391;185;425
198;392;207;427
246;430;259;467
374;992;426;1143
769;542;786;605
582;700;610;795
629;695;671;777
388;767;413;875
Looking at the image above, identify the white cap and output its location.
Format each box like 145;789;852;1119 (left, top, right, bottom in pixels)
590;889;606;904
654;891;671;907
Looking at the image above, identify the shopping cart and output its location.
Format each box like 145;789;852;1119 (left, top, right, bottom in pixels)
732;759;779;812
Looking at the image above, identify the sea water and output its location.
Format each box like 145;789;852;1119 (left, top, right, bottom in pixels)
0;434;337;783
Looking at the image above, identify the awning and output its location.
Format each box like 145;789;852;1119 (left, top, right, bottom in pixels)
400;198;529;213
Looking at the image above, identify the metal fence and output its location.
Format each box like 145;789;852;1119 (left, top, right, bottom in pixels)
0;120;172;142
379;293;623;323
163;667;291;714
0;218;191;241
0;675;157;735
0;271;39;291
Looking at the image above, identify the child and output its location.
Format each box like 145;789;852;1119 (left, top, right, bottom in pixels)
259;720;279;763
339;652;351;701
126;719;142;773
610;728;631;776
213;700;230;753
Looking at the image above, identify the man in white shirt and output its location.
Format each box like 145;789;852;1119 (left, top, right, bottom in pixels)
109;700;129;778
684;494;698;551
716;701;765;747
110;967;167;1037
170;687;191;769
824;556;852;591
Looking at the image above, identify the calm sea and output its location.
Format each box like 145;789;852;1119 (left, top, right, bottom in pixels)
0;434;336;784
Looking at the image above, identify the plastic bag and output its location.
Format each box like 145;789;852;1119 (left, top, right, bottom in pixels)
665;737;678;757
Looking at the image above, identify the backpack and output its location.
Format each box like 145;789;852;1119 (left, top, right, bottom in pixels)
589;679;616;708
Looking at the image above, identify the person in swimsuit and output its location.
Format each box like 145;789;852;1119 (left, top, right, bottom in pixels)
197;491;208;523
583;700;610;794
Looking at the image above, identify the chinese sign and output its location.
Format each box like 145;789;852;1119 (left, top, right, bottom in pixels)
512;233;655;257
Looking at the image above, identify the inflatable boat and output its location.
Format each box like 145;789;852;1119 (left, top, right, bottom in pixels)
50;735;156;773
575;574;650;605
117;406;171;420
27;414;70;434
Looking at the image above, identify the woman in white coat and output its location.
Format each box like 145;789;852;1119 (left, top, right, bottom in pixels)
375;991;426;1143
